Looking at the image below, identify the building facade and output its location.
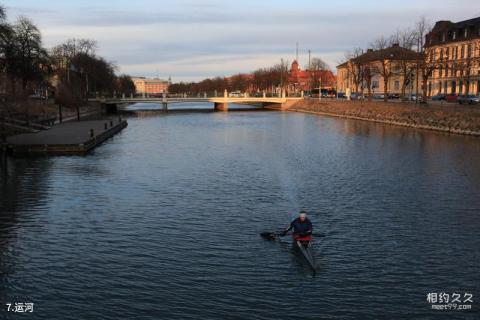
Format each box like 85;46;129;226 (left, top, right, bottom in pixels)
336;44;420;97
288;60;336;93
132;77;170;95
424;17;480;96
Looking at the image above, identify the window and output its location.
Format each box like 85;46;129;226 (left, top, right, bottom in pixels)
445;64;449;76
439;65;442;77
453;31;457;40
461;45;465;58
442;32;446;42
464;28;468;38
446;47;450;59
394;81;400;90
372;80;379;88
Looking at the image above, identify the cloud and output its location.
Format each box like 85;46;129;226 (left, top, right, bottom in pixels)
3;0;480;80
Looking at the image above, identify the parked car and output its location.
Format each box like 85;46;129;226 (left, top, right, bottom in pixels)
388;93;400;99
431;93;446;101
405;93;423;101
457;95;480;105
372;94;385;99
28;93;47;100
350;93;364;100
337;92;346;99
445;93;458;103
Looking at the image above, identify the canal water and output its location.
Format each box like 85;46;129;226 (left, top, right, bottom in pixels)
1;103;479;319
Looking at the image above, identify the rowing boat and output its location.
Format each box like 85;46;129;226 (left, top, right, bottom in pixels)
294;235;316;272
260;231;317;273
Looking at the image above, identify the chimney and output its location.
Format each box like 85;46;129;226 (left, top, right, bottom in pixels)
367;49;373;52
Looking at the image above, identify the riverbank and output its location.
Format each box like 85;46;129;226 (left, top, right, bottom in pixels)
290;99;480;136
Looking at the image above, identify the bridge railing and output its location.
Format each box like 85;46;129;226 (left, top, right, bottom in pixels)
89;90;308;101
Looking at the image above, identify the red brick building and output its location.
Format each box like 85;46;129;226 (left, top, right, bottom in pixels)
288;60;336;93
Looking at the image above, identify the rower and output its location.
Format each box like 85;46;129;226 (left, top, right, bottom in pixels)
281;211;313;240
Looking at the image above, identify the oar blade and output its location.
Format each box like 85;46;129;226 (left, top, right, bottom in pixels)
260;232;277;240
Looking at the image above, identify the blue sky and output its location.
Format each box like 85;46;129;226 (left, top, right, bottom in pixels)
3;0;480;81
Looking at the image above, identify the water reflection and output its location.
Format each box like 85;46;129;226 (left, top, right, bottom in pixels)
0;109;479;319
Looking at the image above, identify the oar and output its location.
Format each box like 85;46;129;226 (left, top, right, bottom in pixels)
260;231;282;240
260;231;325;240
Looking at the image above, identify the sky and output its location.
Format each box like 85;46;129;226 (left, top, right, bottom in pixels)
3;0;480;81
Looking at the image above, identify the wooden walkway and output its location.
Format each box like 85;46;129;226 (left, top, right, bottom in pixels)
5;118;128;155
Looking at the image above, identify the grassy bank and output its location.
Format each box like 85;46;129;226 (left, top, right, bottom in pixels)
290;99;480;136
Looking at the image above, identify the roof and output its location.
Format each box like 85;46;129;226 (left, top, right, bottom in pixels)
426;16;480;47
351;44;420;63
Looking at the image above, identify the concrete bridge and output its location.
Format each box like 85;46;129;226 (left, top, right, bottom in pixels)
91;93;301;112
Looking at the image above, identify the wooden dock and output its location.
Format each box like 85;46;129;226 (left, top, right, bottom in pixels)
4;118;128;155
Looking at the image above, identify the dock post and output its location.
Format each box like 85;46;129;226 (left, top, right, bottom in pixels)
1;145;7;176
110;120;113;127
118;117;122;123
104;123;108;130
90;129;94;138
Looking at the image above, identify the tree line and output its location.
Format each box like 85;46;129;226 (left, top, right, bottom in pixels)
169;58;330;96
0;5;135;120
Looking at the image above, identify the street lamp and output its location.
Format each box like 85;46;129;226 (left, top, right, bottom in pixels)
319;77;322;101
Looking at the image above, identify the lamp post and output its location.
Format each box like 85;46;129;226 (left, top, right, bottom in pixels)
416;37;420;104
319;77;322;101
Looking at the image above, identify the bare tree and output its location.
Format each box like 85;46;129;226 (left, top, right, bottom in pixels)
370;36;389;50
10;16;48;91
309;57;329;91
345;48;365;94
368;37;397;102
390;28;416;50
415;17;434;102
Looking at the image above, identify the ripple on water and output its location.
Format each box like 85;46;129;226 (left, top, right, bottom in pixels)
1;110;480;319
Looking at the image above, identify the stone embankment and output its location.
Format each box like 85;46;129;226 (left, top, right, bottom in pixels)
290;99;480;136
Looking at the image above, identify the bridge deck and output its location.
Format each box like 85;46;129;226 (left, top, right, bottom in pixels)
91;97;302;104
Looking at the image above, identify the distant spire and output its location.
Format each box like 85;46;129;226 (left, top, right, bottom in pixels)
308;50;311;70
296;41;299;62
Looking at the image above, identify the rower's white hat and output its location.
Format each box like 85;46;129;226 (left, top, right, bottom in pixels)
299;211;307;217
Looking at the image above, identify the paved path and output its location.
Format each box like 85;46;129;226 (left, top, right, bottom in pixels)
5;118;127;155
7;119;124;145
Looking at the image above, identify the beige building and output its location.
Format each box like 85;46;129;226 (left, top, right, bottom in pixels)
132;77;170;95
424;17;480;96
337;44;420;98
